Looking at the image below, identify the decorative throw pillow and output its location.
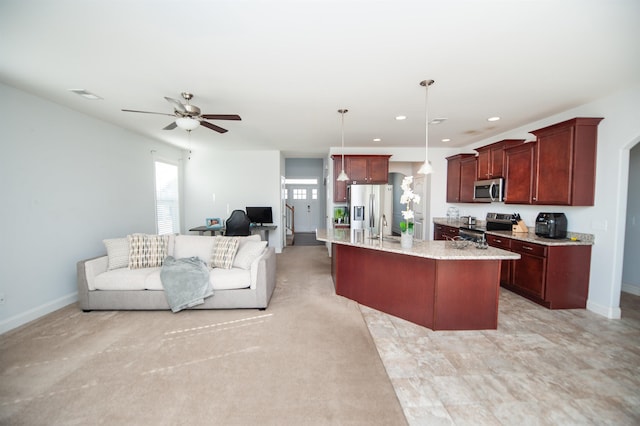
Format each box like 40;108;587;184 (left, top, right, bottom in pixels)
146;235;170;267
103;237;129;270
233;240;267;270
209;237;240;269
128;234;169;269
128;234;147;269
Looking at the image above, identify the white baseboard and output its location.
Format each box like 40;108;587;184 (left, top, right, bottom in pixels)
586;299;622;320
622;282;640;296
0;292;77;335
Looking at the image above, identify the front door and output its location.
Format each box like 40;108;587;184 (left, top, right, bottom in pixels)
289;184;320;232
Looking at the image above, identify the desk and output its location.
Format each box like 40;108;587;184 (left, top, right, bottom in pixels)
189;225;277;241
251;225;277;241
189;226;224;236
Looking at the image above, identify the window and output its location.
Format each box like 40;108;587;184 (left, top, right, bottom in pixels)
155;161;180;235
293;188;307;200
312;188;318;200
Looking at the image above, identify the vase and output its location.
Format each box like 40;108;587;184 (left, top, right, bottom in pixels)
400;231;413;249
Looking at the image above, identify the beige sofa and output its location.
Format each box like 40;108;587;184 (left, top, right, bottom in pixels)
77;234;276;311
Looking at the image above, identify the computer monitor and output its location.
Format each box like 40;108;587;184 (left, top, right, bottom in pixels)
245;207;273;225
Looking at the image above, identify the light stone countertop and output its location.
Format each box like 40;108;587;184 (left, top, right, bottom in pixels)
433;218;595;246
316;229;520;261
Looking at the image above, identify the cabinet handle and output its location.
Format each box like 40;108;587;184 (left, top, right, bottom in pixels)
495;239;502;243
522;245;533;251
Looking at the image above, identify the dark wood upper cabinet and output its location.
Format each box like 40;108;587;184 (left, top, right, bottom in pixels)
346;155;390;184
475;139;525;180
504;117;602;206
504;142;536;204
459;155;478;202
530;117;603;206
331;155;390;202
446;154;476;203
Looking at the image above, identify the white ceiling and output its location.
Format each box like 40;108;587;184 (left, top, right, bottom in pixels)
2;0;639;157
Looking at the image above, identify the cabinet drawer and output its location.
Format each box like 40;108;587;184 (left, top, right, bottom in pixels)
486;234;512;250
511;240;547;257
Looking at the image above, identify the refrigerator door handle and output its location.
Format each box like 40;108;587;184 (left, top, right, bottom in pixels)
369;193;375;229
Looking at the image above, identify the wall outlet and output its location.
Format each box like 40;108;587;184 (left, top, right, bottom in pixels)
0;293;5;305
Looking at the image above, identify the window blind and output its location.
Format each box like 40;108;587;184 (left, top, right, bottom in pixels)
155;161;180;235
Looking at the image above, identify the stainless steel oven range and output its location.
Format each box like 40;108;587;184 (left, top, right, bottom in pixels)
458;212;515;242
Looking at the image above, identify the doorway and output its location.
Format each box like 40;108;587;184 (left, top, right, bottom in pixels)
284;158;326;233
622;142;640;297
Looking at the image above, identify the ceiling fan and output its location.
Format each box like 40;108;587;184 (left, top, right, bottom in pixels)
122;92;241;133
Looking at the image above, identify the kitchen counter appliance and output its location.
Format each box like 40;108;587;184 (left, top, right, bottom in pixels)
535;212;568;239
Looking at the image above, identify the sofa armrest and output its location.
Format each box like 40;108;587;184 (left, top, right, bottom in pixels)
77;255;108;310
253;247;276;308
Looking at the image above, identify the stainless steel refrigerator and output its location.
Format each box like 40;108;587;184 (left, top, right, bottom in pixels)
349;184;393;239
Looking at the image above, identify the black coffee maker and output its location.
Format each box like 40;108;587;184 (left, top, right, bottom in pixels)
535;213;568;239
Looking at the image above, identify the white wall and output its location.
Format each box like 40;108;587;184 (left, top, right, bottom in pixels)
0;83;183;333
426;86;640;319
182;145;283;253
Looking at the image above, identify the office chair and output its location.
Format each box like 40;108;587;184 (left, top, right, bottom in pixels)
225;210;252;236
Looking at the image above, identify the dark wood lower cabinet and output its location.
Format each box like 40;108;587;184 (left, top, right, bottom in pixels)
331;243;501;330
433;224;459;240
486;235;592;309
485;235;512;286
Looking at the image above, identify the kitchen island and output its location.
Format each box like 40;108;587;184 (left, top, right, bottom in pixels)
316;229;520;331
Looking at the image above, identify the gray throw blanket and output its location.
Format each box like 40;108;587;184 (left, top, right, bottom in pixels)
160;256;213;312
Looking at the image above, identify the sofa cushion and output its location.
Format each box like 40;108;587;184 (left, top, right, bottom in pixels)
103;237;129;270
210;267;251;290
233;240;267;270
144;269;163;290
210;237;240;269
94;267;160;291
174;235;216;262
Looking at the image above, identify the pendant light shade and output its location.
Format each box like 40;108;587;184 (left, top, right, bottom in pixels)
337;109;350;182
418;79;435;175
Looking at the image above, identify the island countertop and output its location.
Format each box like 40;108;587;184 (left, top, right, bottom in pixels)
316;229;520;261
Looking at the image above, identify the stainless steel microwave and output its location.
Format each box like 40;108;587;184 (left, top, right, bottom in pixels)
473;178;504;202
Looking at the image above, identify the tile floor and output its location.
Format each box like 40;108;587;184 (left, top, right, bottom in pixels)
361;289;640;425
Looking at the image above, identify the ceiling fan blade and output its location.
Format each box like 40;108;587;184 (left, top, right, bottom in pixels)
163;122;177;130
164;97;187;113
200;120;228;133
122;109;175;117
201;114;242;121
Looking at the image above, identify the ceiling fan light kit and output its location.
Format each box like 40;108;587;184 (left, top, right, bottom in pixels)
176;117;200;131
122;91;241;134
418;79;435;175
337;109;350;182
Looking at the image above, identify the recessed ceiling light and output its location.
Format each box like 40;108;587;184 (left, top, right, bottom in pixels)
373;138;381;142
430;118;447;125
69;89;103;100
487;116;501;122
395;115;407;121
442;138;451;142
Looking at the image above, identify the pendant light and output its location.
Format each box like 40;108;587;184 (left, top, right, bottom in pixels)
418;79;435;175
337;109;350;182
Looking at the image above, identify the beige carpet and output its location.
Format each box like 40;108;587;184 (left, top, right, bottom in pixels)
0;245;406;425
